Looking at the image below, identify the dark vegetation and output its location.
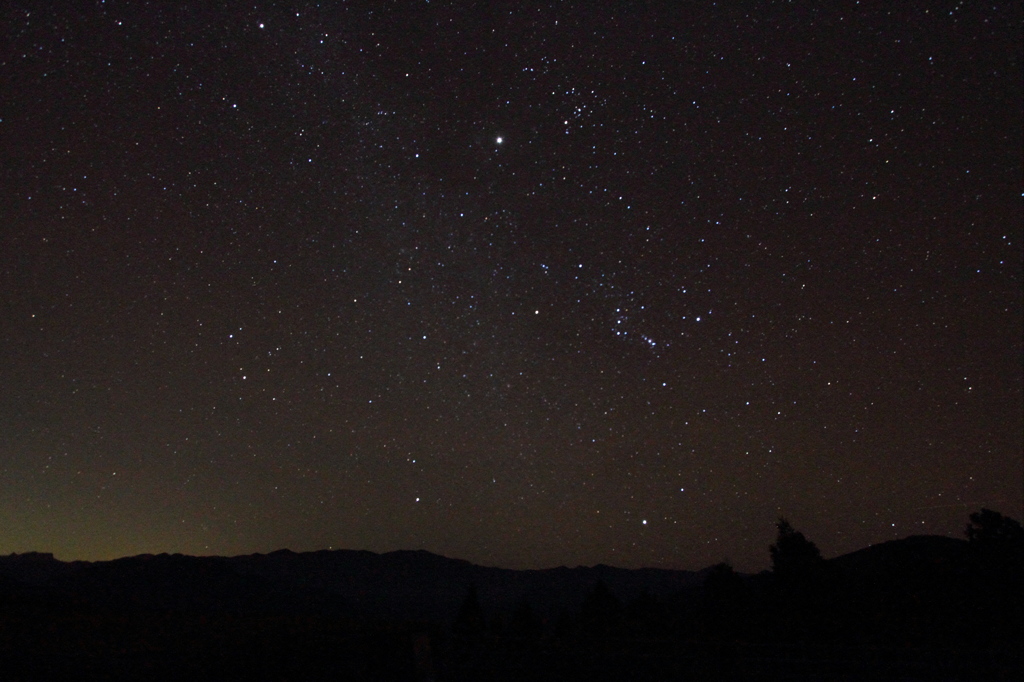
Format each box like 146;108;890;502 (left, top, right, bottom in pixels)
1;509;1020;680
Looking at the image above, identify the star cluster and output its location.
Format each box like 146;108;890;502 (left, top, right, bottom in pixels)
0;2;1020;571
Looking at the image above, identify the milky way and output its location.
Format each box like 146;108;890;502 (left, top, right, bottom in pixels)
1;1;1020;570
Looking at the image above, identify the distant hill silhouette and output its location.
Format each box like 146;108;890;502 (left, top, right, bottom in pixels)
0;547;702;624
831;534;969;577
1;538;972;613
1;528;1020;680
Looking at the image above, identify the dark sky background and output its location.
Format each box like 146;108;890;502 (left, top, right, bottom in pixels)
1;1;1020;572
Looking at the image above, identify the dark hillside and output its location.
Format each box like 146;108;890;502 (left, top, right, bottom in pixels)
0;523;1020;680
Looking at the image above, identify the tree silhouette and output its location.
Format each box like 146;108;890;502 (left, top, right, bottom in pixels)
770;518;823;581
965;508;1024;588
452;584;485;638
701;562;751;640
579;580;623;638
767;518;833;642
961;509;1024;648
966;508;1024;555
704;561;744;597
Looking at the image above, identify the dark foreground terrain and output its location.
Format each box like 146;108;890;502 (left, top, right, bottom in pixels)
1;512;1021;680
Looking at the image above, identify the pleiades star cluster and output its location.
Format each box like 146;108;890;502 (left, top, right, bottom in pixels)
1;1;1020;571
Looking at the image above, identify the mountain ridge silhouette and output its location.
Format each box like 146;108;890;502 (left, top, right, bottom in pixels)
0;533;972;621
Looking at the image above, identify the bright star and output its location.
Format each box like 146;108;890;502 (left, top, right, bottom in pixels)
496;136;503;144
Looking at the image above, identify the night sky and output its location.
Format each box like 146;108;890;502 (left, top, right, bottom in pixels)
1;1;1020;572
